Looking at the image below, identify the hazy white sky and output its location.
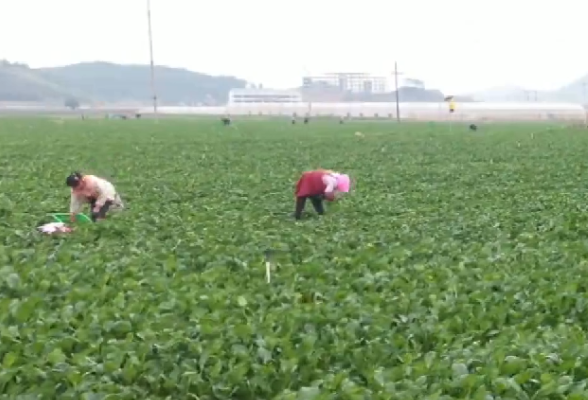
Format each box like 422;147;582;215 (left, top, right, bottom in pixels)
0;0;585;94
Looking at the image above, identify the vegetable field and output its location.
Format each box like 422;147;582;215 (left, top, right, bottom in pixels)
2;118;588;399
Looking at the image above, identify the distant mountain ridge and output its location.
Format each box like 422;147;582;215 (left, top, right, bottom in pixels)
466;76;588;103
0;60;472;104
1;60;587;105
0;60;247;105
300;84;475;103
300;86;452;103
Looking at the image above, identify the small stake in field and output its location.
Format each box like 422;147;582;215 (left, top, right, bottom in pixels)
265;261;271;283
263;249;276;284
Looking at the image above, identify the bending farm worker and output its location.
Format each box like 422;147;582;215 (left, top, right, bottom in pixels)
66;172;124;222
294;169;350;220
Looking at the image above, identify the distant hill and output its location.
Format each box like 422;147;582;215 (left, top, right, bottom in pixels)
554;74;588;103
467;79;588;103
0;60;247;105
0;62;79;102
301;85;475;103
467;85;529;102
342;87;464;102
4;59;587;105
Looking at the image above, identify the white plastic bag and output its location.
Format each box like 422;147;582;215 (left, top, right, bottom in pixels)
37;222;73;234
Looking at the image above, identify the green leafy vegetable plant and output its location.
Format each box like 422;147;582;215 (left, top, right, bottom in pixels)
0;118;587;398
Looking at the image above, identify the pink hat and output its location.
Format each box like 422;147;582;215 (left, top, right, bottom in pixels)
336;174;350;192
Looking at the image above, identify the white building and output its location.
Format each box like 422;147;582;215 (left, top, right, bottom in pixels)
302;73;390;93
228;89;302;105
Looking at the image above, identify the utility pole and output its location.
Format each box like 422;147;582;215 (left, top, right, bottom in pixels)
147;0;158;115
393;62;403;123
525;90;538;102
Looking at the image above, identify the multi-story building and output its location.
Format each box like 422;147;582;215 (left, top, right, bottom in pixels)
228;89;302;104
302;73;390;94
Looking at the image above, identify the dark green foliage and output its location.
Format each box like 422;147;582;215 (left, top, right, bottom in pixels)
1;119;588;398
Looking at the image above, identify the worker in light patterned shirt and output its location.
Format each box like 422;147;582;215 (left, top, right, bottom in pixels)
66;172;124;222
294;169;350;220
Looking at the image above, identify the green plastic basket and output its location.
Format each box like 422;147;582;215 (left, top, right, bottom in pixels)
50;213;93;223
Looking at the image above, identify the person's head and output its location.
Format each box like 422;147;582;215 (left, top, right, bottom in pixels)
66;172;84;189
335;174;350;193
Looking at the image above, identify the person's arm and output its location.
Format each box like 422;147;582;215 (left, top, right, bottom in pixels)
323;175;338;201
93;179;116;211
323;174;337;193
70;191;84;217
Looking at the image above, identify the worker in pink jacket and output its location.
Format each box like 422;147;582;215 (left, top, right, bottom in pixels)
294;169;350;220
66;172;124;222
